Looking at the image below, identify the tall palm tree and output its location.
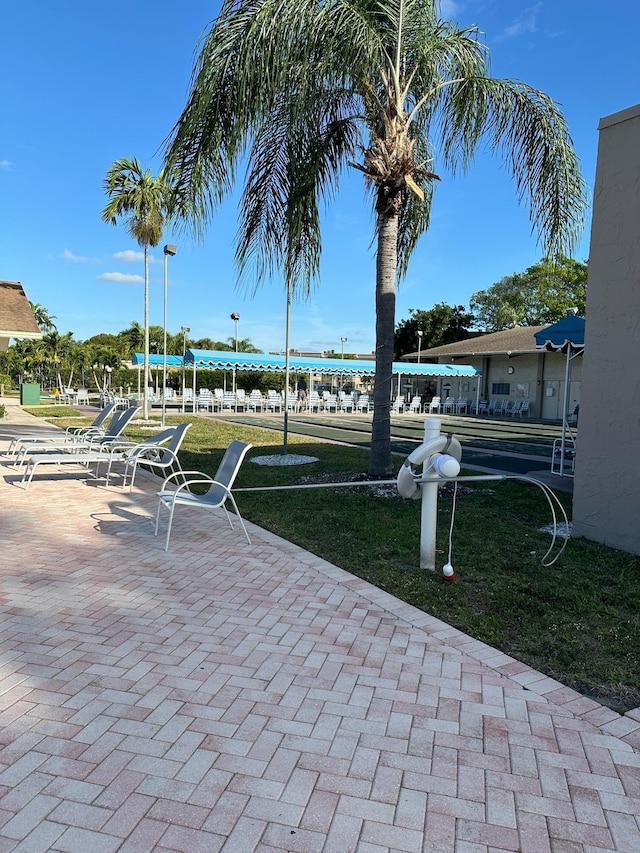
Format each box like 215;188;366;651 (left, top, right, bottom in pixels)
101;158;174;419
163;0;587;476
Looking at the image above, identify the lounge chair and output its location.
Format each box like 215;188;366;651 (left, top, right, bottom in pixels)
15;405;140;467
5;402;118;457
155;439;252;551
19;407;142;488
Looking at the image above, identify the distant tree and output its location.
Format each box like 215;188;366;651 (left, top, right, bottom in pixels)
394;304;473;358
29;302;57;332
119;321;145;357
225;336;262;353
470;255;587;330
40;330;74;390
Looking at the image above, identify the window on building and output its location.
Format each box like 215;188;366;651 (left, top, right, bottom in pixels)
492;383;510;395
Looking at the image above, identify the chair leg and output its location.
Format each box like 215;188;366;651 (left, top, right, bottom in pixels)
228;495;251;545
164;503;177;551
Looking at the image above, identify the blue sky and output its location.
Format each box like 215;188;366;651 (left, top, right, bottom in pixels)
2;1;639;355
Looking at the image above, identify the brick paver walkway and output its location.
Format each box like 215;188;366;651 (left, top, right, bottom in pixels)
0;401;639;852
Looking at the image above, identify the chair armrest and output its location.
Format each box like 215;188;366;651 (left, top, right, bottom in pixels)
159;470;213;489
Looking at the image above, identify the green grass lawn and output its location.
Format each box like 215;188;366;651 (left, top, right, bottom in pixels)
29;408;640;713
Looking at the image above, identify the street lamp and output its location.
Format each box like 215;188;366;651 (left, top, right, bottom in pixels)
162;244;177;427
417;330;423;363
340;336;347;394
181;325;190;413
230;312;240;393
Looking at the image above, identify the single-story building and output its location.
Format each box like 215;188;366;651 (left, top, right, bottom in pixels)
403;324;583;420
0;281;42;351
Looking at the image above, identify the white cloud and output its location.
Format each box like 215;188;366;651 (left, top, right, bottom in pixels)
114;249;145;263
500;3;541;40
98;272;144;284
0;160;11;168
439;0;462;18
62;248;89;262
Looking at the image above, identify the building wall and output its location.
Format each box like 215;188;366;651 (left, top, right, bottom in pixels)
573;104;640;554
434;352;581;419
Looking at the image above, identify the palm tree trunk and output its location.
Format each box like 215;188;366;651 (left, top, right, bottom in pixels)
369;209;398;478
143;244;150;419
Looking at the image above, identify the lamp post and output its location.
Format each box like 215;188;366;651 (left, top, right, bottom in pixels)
162;244;177;427
417;329;423;363
181;325;190;413
230;312;240;393
340;336;347;394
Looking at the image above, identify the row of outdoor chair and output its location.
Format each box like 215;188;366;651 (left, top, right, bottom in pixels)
2;403;252;553
476;399;530;417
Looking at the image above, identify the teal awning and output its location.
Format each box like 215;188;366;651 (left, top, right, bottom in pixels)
184;349;481;377
132;353;184;367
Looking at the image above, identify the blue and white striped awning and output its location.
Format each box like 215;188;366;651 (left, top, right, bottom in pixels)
184;349;481;377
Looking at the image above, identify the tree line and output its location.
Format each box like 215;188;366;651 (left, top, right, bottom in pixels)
2;250;587;392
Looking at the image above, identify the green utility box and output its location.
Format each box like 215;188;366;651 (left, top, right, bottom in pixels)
20;383;41;405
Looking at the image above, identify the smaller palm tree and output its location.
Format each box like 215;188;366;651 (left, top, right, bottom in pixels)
101;158;175;418
29;303;57;332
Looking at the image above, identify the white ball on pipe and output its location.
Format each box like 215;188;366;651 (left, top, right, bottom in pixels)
433;454;461;478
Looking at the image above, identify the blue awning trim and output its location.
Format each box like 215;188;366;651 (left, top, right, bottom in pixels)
534;316;585;352
183;349;481;377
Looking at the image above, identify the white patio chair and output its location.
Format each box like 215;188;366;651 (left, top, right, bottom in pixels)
222;392;237;412
428;396;441;414
235;389;247;411
340;392;355;413
119;421;192;491
248;390;265;412
356;394;370;413
392;396;405;414
267;391;282;412
307;391;322;412
155;439;253;551
409;396;422;414
197;389;213;412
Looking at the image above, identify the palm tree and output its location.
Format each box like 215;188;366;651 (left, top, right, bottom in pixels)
41;330;74;391
101;158;174;419
120;320;145;358
163;0;587;476
29;303;57;332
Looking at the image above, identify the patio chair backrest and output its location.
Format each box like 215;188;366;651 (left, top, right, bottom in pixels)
203;440;253;506
160;422;192;461
100;405;140;442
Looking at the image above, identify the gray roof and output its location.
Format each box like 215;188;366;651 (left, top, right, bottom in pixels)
405;325;548;360
0;281;42;339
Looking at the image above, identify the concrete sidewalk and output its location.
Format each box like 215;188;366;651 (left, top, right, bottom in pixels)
0;399;639;852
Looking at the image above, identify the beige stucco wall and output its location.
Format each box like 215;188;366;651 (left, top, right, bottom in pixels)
572;104;640;554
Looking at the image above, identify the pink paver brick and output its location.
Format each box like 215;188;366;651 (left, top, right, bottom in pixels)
0;401;638;851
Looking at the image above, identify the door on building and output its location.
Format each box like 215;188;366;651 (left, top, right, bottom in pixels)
542;381;562;420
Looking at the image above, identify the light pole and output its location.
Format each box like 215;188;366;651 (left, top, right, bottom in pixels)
181;325;190;413
230;312;240;393
162;244;177;427
340;336;347;394
416;330;424;398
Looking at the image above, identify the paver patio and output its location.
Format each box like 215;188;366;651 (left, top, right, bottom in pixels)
0;400;639;852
